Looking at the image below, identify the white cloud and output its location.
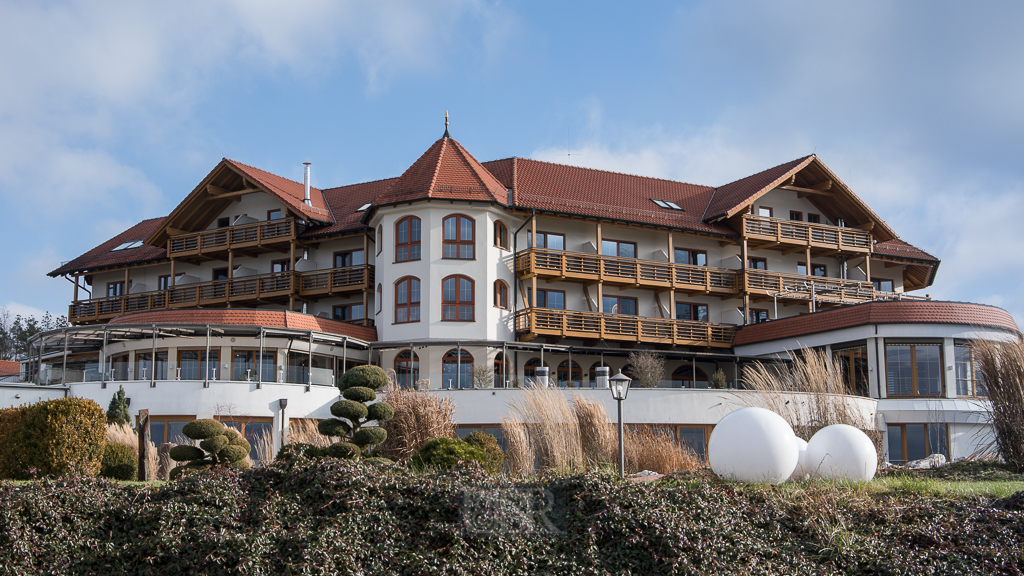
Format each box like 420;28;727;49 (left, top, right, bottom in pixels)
3;302;48;321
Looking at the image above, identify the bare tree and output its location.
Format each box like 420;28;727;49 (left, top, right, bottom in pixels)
472;363;494;389
627;349;666;388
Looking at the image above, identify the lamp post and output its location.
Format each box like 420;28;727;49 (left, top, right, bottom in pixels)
609;370;631;478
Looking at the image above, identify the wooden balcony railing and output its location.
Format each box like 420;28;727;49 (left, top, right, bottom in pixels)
744;270;876;304
168;218;302;258
298;265;374;296
516;248;739;294
515;308;736;348
742;215;872;253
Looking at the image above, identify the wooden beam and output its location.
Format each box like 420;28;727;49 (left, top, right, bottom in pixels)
782;185;832;196
207;184;261;197
809;179;832;191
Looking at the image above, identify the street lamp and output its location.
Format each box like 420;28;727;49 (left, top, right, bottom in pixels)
609;369;631;478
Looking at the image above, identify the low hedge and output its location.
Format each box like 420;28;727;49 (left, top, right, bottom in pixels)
0;460;1022;574
0;398;106;479
410;437;489;472
100;444;137;481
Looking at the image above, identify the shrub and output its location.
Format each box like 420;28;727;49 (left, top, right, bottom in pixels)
275;442;327;461
7;398;106;479
318;366;395;460
378;382;456;462
410;437;488;472
169;419;248;479
0;406;29;479
627;350;666;388
338;365;389;391
100;443;137;480
463;432;505;474
975;340;1024;473
106;385;130;426
106;423;158;481
342;386;377;403
624;427;702;475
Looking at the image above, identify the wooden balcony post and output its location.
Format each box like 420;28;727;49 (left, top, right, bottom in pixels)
865;255;872;283
741;238;749;325
669;289;675;319
169;259;176;287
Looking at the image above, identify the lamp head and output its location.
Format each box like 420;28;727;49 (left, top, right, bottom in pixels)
609;370;631;401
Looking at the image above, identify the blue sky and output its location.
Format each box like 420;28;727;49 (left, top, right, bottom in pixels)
2;0;1024;324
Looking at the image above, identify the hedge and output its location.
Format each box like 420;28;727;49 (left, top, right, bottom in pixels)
0;398;106;479
0;460;1022;574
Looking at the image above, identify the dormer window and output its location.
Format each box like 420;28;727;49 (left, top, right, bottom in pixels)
111;240;144;251
357;203;371;212
651;199;682;210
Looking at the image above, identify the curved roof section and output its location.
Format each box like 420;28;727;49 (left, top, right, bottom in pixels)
49;217;168;277
733;301;1019;346
108;309;378;342
371;136;508;208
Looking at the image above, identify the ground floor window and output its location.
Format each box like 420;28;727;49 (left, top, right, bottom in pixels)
217;417;274;462
142;415;195;445
493;353;510;388
524;358;548;385
955;344;987;397
886;342;943;397
678;425;712;460
834;344;869;397
178;349;219;380
233;350;276;382
108;353;129;380
135;351;168;380
395;350;419;389
887;423;948;464
285;352;334;385
442;349;474;389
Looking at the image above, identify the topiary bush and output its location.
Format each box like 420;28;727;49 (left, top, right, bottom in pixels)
2;398;106;479
463;432;505;475
275;443;328;461
100;443;137;480
410;437;489;472
169;419;250;479
319;365;395;460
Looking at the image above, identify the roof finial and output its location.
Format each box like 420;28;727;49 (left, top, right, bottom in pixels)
443;110;450;139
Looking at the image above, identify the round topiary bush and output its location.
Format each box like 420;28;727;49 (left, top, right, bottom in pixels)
318;418;350;438
182;419;225;440
410;437;488;472
352;427;387;448
331;400;369;422
200;436;229;454
100;443;137;481
338;365;389;391
342;386;377;403
169;420;249;479
366;402;394;422
169;445;205;462
464;432;505;475
218;445;248;464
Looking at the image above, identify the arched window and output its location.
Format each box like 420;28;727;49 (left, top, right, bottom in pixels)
442;349;474;389
557;360;581;388
494;220;509;250
493;280;509;309
442;275;474;321
443;214;475;259
375;284;382;313
395;216;421;262
493;352;510;388
395;350;419;389
376;224;383;256
395;277;421;323
672;365;709;389
524;358;547;384
588;361;611;388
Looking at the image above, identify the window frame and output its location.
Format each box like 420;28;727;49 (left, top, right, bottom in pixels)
748;308;769;324
493;220;509;250
375;284;382;314
954;344;987;397
267;209;282;221
394;349;419;389
333;303;365;323
887;423;949;464
676;302;709;322
442;214;476;260
493;280;509;309
885;342;944;397
528;288;565;309
602;295;638;316
747;257;768;270
107;281;126;298
176;348;221;381
442;274;475;322
557;360;582;388
376;225;383;256
442;348;474;389
529;231;565;250
789;211;803;221
797;262;828;277
134;349;168;380
217;217;230;228
806;213;821;224
757;206;773;218
333;249;365;269
872;278;895;293
601;238;637;259
394;277;421;324
271;258;291;273
395;216;422;262
674;248;708;267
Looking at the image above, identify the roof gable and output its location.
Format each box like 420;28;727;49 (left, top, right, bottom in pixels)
372;136;508;207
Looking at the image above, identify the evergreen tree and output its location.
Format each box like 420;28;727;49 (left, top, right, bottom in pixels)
106;385;131;426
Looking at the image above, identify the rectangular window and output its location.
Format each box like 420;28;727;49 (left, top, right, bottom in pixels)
396;217;422;262
158;275;185;290
333;304;364;322
887;423;948;464
748;309;769;324
135;351;168;380
108;353;130;380
267;209;282;221
333;250;365;268
529;231;565;250
285;352;334;385
834;345;869;396
217;217;230;228
232;350;276;382
443;215;475;259
679;427;708;460
747;257;767;270
601;239;637;258
872;278;894;292
271;259;290;273
107;281;126;298
789;211;803;221
528;289;565;309
758;206;773;218
797;262;827;277
806;213;821;224
676;303;709;322
212;268;229;281
674;248;707;266
602;296;637;315
178;349;220;380
886;343;943;397
954;344;987;397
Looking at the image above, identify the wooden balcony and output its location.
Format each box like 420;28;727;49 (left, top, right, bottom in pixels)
744;270;876;305
167;218;302;260
515;308;736;348
742;215;872;254
516;248;739;295
298;265;374;297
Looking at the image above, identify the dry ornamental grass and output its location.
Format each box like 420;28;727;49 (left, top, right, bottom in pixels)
378;382;456;461
105;423;158;479
975;339;1024;473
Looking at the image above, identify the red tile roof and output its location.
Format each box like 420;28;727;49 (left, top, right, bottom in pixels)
0;360;20;378
874;239;938;262
49;218;168;277
108;309;378;342
483;158;735;235
303;177;397;239
371;136;508;208
733;301;1019;346
224;159;333;223
704;156;814;221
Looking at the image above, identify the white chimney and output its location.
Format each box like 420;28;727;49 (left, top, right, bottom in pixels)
303;162;312;207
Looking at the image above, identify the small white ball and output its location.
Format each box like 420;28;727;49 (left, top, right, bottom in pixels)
790;437;810;482
708;407;799;484
805;424;878;482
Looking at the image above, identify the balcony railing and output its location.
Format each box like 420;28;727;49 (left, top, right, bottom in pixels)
742;215;872;253
515;308;736;348
516;248;739;294
744;270;876;304
168;218;302;258
298;265;374;296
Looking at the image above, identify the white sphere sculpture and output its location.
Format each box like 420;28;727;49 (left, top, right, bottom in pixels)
708;407;799;484
790;437;810;482
804;424;878;482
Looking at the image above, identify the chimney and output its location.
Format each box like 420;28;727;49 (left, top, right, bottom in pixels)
303;162;312;207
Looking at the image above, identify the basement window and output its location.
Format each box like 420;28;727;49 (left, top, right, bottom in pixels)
651;199;682;210
111;240;144;251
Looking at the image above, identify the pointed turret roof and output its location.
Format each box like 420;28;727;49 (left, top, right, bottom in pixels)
371;135;508;208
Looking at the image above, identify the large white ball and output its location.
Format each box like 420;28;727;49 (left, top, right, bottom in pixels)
708;407;799;484
804;424;878;482
790;437;810;482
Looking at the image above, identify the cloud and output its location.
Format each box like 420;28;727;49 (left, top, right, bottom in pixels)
3;302;48;321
